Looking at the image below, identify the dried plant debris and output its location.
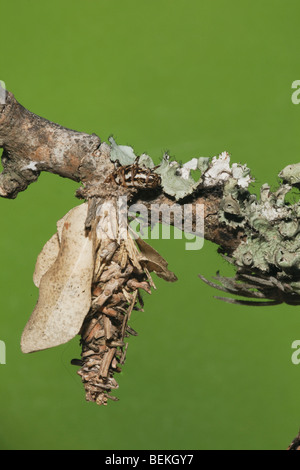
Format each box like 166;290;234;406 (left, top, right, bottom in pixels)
200;165;300;306
76;206;176;405
21;199;177;405
287;430;300;450
199;272;300;306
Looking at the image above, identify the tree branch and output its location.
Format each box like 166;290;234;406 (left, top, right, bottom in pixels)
0;89;245;253
0;90;109;198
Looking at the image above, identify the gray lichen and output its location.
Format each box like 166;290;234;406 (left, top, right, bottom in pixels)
278;163;300;186
108;139;253;201
107;138;300;304
201;163;300;306
231;181;300;275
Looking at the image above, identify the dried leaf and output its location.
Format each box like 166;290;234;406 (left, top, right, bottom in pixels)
33;209;75;287
21;203;95;353
124;237;143;271
134;236;177;282
33;233;59;288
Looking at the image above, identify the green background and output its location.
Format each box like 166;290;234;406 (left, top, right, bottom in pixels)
0;0;300;450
